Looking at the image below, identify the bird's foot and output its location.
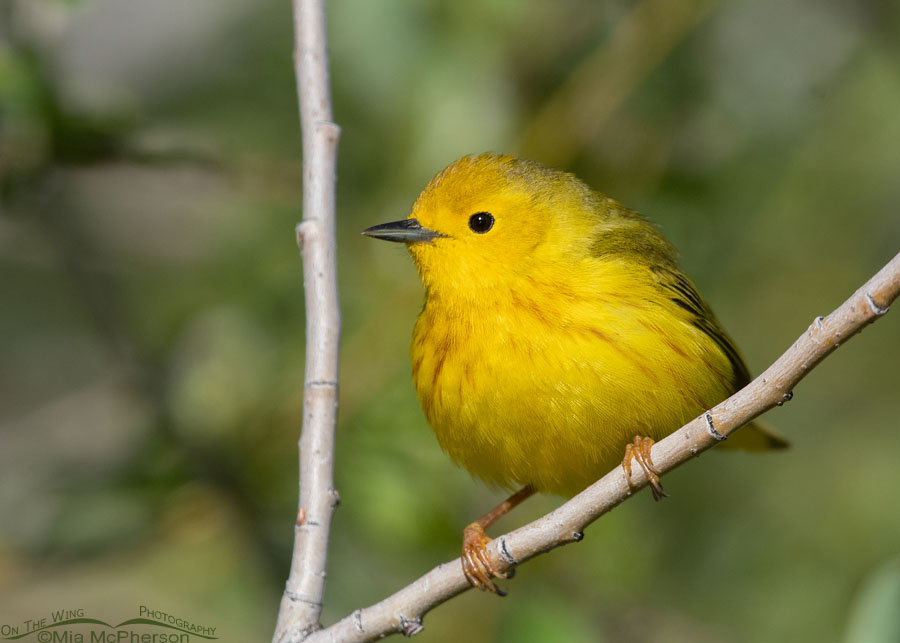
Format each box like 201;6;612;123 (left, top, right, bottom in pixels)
462;522;508;596
622;435;668;501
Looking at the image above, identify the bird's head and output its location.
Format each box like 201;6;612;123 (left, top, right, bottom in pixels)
363;153;605;301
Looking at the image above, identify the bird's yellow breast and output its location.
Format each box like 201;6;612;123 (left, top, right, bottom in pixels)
410;259;735;497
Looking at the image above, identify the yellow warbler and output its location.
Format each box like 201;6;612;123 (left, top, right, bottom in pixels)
363;153;786;594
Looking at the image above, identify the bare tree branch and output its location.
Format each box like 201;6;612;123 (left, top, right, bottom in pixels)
272;0;341;641
305;251;900;642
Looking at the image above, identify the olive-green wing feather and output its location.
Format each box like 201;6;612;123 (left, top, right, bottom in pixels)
652;266;752;390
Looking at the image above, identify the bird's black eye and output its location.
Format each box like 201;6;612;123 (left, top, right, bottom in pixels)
468;211;494;234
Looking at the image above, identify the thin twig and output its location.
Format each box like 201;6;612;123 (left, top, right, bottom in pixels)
272;0;341;641
306;251;899;642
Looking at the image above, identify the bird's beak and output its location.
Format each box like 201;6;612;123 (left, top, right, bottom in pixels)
362;218;444;243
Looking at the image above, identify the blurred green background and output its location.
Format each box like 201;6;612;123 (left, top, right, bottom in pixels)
2;0;899;641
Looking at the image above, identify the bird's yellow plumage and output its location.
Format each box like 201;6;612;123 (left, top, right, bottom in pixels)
364;152;786;589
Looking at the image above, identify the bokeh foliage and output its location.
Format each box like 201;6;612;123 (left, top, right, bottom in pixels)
1;0;899;641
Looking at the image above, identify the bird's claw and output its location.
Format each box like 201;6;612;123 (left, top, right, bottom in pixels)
622;435;668;501
462;522;507;596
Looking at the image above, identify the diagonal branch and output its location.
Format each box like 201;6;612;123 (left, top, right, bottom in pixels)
273;0;341;642
306;251;900;642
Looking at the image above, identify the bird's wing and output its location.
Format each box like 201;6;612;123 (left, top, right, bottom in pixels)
651;265;752;390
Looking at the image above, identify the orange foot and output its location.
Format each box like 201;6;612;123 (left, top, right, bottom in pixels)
461;522;508;596
622;435;668;501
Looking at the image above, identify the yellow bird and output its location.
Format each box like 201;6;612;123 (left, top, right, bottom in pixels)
363;153;787;594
